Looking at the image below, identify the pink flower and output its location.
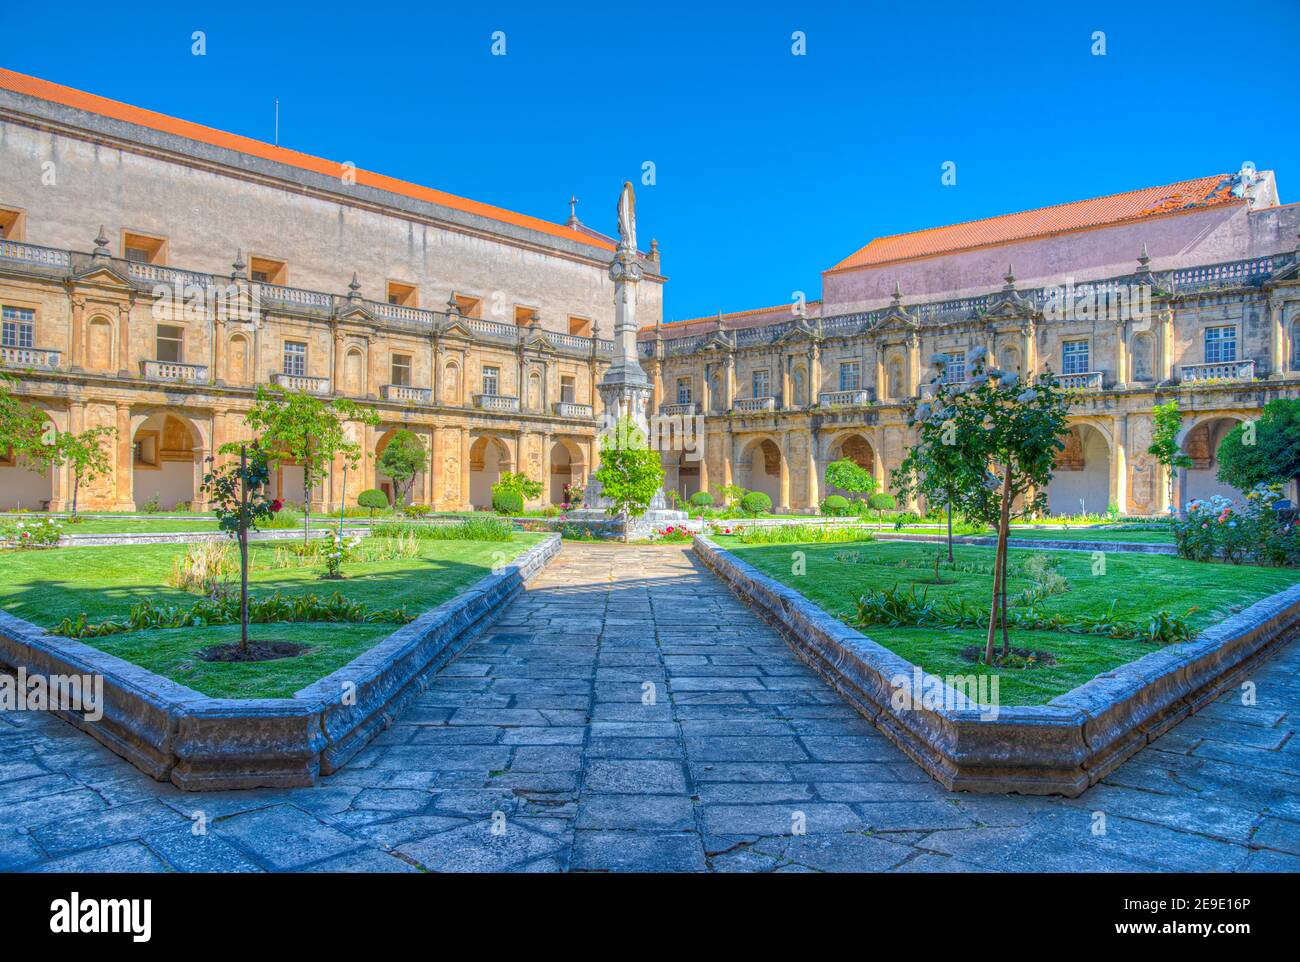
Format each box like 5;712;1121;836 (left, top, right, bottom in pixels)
666;526;675;534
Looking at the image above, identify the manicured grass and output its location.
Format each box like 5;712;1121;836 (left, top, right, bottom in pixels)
54;517;225;535
889;525;1174;544
0;533;544;698
715;536;1299;705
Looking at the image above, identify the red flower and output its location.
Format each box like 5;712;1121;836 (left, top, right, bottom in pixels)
271;499;283;513
666;526;675;533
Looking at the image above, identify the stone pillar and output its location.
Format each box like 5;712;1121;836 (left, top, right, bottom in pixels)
1156;309;1174;382
1111;414;1129;514
809;343;822;404
874;345;886;401
114;402;134;510
1267;297;1285;377
779;432;791;511
540;433;554;505
68;294;85;371
211;318;225;385
723;354;735;411
366;336;380;398
1020;324;1036;380
460;429;471;509
430;426;444;509
807;430;820;509
117;301;132;376
703;362;714;414
1113;322;1129;387
908;333;921;398
332;328;345;393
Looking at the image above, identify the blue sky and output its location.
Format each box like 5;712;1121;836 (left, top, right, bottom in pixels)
4;0;1297;320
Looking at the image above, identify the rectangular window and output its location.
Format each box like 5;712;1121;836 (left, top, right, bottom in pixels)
482;366;500;396
752;369;771;398
386;281;417;307
568;316;592;337
453;294;482;318
1;306;35;349
250;256;287;286
839;361;861;392
390;353;411;386
283;340;307;376
122;231;167;265
676;377;692;404
942;352;966;384
560;375;576;403
1062;340;1090;375
0;208;25;242
1204;326;1237;363
155;324;184;363
514;305;538;327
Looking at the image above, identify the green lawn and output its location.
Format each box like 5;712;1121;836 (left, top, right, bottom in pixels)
889;525;1174;544
715;536;1298;705
0;534;544;698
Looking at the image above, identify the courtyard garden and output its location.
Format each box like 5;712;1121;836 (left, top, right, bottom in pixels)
0;526;544;699
714;534;1300;704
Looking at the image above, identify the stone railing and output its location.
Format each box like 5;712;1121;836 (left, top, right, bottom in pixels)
0;346;61;369
254;282;332;310
0;239;71;269
382;384;432;403
128;262;213;291
733;396;776;414
659;402;699;416
1059;371;1104;391
552;401;594;418
141;360;209;383
372;302;437;326
466;318;520;343
819;389;873;407
1181;359;1256;383
272;372;331;394
474;393;520;412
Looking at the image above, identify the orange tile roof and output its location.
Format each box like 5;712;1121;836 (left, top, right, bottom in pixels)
829;174;1242;272
0;67;614;254
639;300;822;337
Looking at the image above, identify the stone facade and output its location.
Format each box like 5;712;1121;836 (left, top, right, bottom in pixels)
0;72;667;512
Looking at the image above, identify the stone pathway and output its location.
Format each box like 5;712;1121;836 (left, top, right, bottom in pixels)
1;543;1298;872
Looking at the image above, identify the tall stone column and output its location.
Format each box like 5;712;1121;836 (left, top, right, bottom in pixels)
68;294;85;371
117;300;132;376
778;432;791;511
807;429;820;509
1113;320;1129;387
907;332;921;398
1111;414;1129;514
1267;296;1285;376
809;342;822;404
114;402;134;510
1156;309;1174;383
460;429;471;509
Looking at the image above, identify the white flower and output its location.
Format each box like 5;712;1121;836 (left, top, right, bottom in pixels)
928;353;948;367
1016;389;1037;403
966;345;987;364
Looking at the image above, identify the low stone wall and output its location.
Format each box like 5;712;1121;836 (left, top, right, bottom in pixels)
692;535;1300;796
0;534;561;790
873;531;1178;555
57;527;369;548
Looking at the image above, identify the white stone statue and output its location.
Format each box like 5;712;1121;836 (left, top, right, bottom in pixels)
616;181;636;254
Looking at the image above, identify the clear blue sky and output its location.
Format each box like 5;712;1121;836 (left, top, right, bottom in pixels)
4;0;1297;320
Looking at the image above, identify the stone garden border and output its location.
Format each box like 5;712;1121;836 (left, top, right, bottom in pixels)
0;534;561;791
693;535;1300;796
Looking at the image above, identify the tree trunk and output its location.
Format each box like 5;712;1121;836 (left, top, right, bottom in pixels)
946;499;953;562
302;457;312;546
984;469;1013;664
998;470;1013;657
239;446;250;653
71;473;80;522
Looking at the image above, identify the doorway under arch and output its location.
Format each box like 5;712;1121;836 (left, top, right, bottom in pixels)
470;435;512;508
1047;423;1111;516
738;437;783;507
133;412;202;510
1181;416;1246;507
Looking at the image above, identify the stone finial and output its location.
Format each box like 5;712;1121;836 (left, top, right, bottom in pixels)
1137;242;1151;273
1003;264;1016;290
445;293;461;316
528;311;541;328
232;248;247;279
567;194;580;227
649;238;659;262
715;310;725;331
93;226;110;257
348;272;361;301
892;280;904;307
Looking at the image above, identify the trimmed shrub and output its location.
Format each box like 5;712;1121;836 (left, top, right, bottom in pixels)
868;493;897;513
358;489;389;517
402;503;430;518
739;491;773;516
821;494;851;516
689;491;714;509
492;489;524;515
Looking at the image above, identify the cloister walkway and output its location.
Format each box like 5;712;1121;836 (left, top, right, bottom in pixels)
1;544;1297;872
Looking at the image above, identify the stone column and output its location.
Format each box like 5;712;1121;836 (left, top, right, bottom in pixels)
875;345;886;401
1267;296;1285;377
114;402;134;510
117;301;132;376
332;328;344;393
460;429;471;509
702;362;714;414
1111;414;1129;514
779;432;791;511
540;433;554;505
807;429;820;509
68;294;85;371
430;426;444;509
809;343;822;404
908;332;921;397
723;353;735;411
1020;324;1036;380
212;318;225;385
366;335;380;398
1156;309;1174;382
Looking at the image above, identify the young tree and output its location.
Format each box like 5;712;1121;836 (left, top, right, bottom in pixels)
1216;398;1300;497
1147;400;1193;515
592;417;665;542
376;429;427;506
824;457;877;505
45;426;116;521
898;349;1070;664
241;386;379;544
200;443;282;653
0;373;49;462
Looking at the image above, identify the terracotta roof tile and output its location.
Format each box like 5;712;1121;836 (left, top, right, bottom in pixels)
829;175;1242;272
0;68;613;254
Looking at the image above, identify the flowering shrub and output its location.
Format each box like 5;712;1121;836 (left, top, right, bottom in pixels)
655;525;692;543
323;530;362;578
1;517;63;549
1174;485;1300;566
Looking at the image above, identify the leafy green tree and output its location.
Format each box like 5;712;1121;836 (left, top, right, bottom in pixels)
240;386;379;544
0;373;48;461
377;429;427;506
717;483;748;510
45;426;116;521
868;492;897;525
357;489;389;517
201;443;283;652
896;350;1070;663
1217;398;1300;497
1147;400;1193;514
740;491;772;516
824;457;877;504
592;417;665;542
493;470;543;503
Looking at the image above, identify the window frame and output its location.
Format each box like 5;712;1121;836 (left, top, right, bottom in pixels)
155;324;184;363
1;306;35;349
676;376;693;405
751;368;771;398
941;352;966;384
283;340;308;377
1204;325;1237;364
560;375;576;404
390;353;412;386
481;365;500;397
839;360;861;392
1062;339;1090;376
386;281;418;308
249;256;288;286
121;230;168;266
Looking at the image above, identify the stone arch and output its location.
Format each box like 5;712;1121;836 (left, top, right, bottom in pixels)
549;437;587;504
375;426;429;506
1179;415;1247;507
1131;332;1154;382
738;435;783;507
227;332;251;385
1047;421;1112;515
825;432;877;498
664;448;701;503
87;315;114;371
469;434;513;509
0;408;56;510
132;410;205;510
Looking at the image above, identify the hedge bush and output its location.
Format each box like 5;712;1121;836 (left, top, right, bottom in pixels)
492;489;524;516
821;494;851;516
739;491;772;516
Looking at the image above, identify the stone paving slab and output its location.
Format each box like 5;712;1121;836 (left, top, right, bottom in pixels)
1;543;1298;873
